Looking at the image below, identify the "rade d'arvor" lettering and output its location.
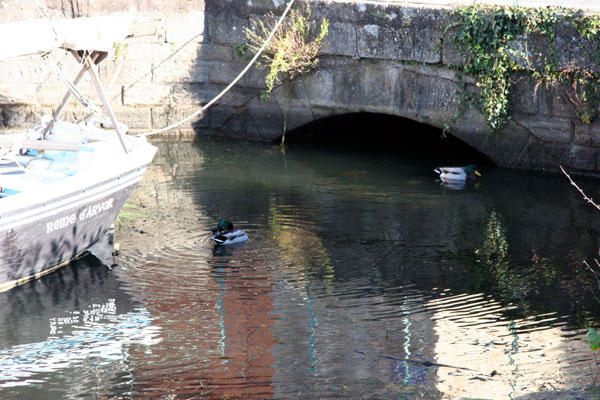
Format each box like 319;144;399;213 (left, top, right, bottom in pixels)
46;198;114;234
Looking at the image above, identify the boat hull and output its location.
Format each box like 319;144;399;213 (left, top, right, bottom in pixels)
0;166;146;292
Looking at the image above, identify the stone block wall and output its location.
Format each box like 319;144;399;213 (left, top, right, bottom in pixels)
0;0;205;138
200;0;600;176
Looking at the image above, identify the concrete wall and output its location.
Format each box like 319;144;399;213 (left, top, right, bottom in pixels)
1;0;600;175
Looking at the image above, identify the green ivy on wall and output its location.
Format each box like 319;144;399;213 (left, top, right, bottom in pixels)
452;5;600;130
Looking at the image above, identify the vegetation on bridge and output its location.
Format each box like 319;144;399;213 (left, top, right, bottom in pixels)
453;5;600;130
242;2;329;99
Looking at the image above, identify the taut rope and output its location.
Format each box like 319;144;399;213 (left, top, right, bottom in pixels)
137;0;297;137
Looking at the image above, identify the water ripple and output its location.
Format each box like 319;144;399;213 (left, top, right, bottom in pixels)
2;140;599;399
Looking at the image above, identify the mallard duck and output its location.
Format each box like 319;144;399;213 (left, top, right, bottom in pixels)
210;219;248;245
434;164;481;183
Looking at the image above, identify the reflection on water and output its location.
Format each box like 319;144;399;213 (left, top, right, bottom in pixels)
2;138;600;399
0;246;161;399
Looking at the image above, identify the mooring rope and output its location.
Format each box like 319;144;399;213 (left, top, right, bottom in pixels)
137;0;297;137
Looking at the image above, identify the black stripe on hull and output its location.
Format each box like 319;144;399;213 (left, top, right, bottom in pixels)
0;173;142;292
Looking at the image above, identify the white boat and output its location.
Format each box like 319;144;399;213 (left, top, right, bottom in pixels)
0;16;157;292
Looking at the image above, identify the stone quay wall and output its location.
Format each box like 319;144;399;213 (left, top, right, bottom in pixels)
1;0;600;175
0;0;206;139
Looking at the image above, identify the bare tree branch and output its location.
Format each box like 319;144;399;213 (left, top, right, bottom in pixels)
560;165;600;211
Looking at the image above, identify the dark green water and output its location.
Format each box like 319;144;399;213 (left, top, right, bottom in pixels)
0;137;599;399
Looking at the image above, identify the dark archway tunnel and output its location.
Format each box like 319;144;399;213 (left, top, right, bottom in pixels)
280;113;496;171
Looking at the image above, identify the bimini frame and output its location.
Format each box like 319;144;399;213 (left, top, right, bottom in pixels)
42;50;129;154
0;15;133;153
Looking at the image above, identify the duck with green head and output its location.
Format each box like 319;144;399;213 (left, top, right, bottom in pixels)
210;219;248;245
434;164;481;183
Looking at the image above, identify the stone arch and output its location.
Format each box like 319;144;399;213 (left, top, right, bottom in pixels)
280;111;495;167
209;58;549;171
254;60;498;161
250;60;491;157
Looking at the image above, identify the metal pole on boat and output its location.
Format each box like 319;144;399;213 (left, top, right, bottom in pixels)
42;53;99;139
84;53;129;154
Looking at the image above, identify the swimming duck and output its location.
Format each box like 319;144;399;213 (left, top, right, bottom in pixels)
434;164;481;183
210;219;248;245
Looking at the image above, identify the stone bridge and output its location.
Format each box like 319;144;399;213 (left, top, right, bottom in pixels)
0;0;599;175
203;0;600;175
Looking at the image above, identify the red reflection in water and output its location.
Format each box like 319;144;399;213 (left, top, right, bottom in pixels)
206;263;275;399
125;255;275;399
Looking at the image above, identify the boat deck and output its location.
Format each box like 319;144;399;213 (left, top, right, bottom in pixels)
0;151;78;194
0;121;135;199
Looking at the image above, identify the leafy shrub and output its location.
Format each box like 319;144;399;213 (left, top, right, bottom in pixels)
243;3;329;98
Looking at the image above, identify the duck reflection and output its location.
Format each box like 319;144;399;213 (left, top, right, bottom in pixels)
440;179;466;190
212;241;246;257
